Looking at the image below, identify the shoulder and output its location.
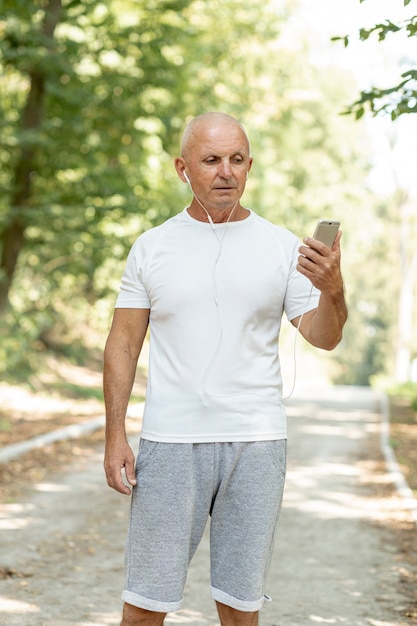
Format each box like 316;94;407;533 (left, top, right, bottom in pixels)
251;212;300;248
131;211;186;250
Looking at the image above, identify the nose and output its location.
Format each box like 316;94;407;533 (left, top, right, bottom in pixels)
218;159;233;179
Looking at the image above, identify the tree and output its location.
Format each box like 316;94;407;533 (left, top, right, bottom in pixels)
0;0;62;311
0;0;292;374
0;0;289;315
0;0;202;314
0;0;376;384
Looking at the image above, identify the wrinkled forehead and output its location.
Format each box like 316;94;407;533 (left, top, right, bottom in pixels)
197;123;249;156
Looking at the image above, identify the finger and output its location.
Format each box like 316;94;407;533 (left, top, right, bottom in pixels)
302;238;332;255
105;464;134;496
124;459;137;488
114;472;134;495
331;230;342;251
298;247;323;267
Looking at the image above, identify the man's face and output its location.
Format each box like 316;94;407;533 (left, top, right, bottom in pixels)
178;121;253;212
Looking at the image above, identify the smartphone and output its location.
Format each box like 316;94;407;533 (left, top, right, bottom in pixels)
312;220;340;248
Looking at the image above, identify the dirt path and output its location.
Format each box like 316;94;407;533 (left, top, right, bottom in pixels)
0;386;416;626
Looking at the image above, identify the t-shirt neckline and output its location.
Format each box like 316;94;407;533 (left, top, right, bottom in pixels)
182;207;254;227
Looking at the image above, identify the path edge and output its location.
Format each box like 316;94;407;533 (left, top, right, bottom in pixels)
378;390;417;526
0;403;144;464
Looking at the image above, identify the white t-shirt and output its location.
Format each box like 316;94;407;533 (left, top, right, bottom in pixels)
115;208;320;442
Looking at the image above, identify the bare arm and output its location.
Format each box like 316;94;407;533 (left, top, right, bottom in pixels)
291;231;348;350
103;307;150;494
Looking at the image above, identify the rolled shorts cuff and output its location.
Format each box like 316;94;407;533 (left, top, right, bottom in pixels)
211;586;272;612
122;590;183;613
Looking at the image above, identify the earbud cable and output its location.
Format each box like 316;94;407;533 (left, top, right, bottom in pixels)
185;175;313;404
283;283;314;401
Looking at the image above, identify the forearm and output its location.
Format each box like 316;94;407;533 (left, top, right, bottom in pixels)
103;340;139;442
103;345;138;495
103;308;149;494
302;288;348;350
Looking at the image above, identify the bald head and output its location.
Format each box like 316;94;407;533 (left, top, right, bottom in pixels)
181;112;250;159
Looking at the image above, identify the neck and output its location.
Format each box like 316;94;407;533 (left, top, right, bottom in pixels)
187;198;249;223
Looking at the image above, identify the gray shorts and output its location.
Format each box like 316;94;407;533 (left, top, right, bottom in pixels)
122;439;287;613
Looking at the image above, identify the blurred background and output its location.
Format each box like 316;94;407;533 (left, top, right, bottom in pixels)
0;0;416;398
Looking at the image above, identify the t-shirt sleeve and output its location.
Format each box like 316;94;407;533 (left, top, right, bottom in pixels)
114;239;151;309
284;238;321;321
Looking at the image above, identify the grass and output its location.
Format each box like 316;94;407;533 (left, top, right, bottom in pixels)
387;392;417;497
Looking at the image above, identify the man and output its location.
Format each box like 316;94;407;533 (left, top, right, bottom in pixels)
103;112;347;626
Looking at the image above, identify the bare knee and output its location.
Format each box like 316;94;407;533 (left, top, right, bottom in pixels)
216;602;259;626
121;603;166;626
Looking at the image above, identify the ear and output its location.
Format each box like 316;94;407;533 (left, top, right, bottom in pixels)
244;158;253;181
174;157;188;183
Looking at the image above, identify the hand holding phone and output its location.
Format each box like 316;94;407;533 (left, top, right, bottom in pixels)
312;220;340;248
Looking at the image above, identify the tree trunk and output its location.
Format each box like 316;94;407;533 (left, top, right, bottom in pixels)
0;0;62;313
395;246;417;383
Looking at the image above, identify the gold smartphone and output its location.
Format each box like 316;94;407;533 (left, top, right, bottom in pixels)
312;220;340;248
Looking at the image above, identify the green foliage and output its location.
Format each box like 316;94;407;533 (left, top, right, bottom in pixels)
0;0;285;313
386;382;417;413
345;69;417;121
359;0;413;6
0;0;286;376
0;0;386;386
332;5;417;120
358;20;402;42
330;0;417;385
